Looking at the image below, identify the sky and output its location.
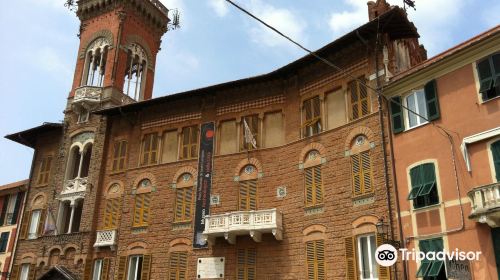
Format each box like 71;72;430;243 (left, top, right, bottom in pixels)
0;0;498;185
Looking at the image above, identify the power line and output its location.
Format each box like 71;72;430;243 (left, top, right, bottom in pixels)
224;0;432;124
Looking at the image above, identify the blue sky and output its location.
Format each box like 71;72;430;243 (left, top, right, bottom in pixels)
0;0;498;185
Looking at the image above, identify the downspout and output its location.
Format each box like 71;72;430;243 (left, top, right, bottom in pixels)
9;149;37;278
385;96;408;280
373;22;399;280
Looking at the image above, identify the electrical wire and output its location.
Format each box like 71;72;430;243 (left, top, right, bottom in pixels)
224;0;433;125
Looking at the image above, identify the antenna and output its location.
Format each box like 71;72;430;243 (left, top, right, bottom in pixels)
168;9;181;31
403;0;416;11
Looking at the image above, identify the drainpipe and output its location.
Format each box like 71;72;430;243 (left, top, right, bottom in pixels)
373;26;400;280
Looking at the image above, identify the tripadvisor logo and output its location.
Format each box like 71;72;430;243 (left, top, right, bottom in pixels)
375;244;482;267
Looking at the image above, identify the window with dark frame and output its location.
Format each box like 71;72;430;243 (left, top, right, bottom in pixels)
477;53;500;102
140;133;159;166
349;77;370;120
407;163;439;209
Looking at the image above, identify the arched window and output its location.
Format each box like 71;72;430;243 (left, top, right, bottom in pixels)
123;43;147;101
56;198;83;234
174;173;194;223
66;142;93;180
304;150;323;207
239;165;258;211
133;179;152;227
102;183;123;230
303;225;326;280
82;37;110;87
350;135;373;197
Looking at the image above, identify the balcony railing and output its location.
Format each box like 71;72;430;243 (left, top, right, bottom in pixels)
60;177;88;197
94;230;117;249
203;209;283;245
468;182;500;227
73;86;102;104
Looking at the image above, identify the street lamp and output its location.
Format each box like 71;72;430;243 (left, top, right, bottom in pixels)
376;217;401;249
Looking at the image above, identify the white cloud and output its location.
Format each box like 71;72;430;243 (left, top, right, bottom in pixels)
208;0;229;17
244;0;307;49
328;0;367;39
405;0;468;55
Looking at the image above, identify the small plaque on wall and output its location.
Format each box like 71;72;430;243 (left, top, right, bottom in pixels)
197;257;225;279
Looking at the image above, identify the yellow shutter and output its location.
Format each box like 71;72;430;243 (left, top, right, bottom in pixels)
102;258;110;280
345;237;357;280
37;209;46;236
239;182;249;211
112;141;120;171
169;252;187;280
142;193;151;225
305;168;314;206
351;154;362;196
376;234;390;280
174;189;183;221
141;255;152;280
184;187;192;220
349;81;359;120
37;158;46;185
361;151;372;193
10;265;19;280
115;256;127;280
359;78;369;117
237;249;256;280
237;249;246;280
313;166;323;204
133;195;143;227
248;180;257;211
306;240;325;280
83;260;93;280
19;211;30;239
306;241;315;280
150;135;158;164
316;240;325;280
103;199;112;229
247;248;256;280
118;141;127;170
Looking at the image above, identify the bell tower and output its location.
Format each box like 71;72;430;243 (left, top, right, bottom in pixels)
70;0;169;115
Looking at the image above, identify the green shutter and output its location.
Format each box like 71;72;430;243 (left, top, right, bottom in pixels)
491;141;500;182
477;59;493;94
416;260;431;278
427;260;444;277
390;96;405;134
417;164;436;196
407;167;422;200
424;80;440;121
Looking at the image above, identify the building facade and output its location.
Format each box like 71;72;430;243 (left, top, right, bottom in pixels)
0;180;26;280
4;0;432;279
384;26;500;279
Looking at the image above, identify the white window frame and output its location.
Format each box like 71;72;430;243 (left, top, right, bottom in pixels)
19;264;30;280
28;210;41;240
5;194;17;225
357;234;378;280
127;255;143;280
404;89;428;130
92;259;103;280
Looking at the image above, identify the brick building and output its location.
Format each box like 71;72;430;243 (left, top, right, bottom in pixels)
384;26;500;279
0;180;26;280
5;0;428;279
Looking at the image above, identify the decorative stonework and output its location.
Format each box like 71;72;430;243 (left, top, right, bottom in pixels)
234;158;263;178
125;34;154;66
217;95;285;116
79;30;114;58
142;113;202;130
344;126;375;151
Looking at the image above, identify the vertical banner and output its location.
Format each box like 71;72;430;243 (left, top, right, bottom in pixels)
193;122;215;248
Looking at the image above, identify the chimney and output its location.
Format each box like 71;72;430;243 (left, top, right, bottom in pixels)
367;0;391;21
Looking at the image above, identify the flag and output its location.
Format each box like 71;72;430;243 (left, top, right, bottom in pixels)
44;206;58;235
243;118;257;149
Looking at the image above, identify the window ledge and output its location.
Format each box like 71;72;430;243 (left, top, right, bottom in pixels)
304;205;324;215
172;221;191;231
109;170;126;176
131;226;148;234
480;94;500;104
411;202;441;213
404;121;431;133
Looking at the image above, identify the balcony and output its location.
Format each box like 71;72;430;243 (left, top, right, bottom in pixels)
468;182;500;227
203;209;283;245
72;86;102;112
59;178;88;199
94;230;117;249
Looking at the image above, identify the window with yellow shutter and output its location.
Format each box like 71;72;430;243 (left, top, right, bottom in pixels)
348;77;370;120
140;133;159;166
103;198;121;229
174;187;193;222
37;155;53;185
351;150;372;197
238;180;257;211
304;165;323;207
306;240;325;280
237;248;256;280
112;140;127;172
180;125;198;159
303;96;322;137
133;179;152;228
168;251;188;280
